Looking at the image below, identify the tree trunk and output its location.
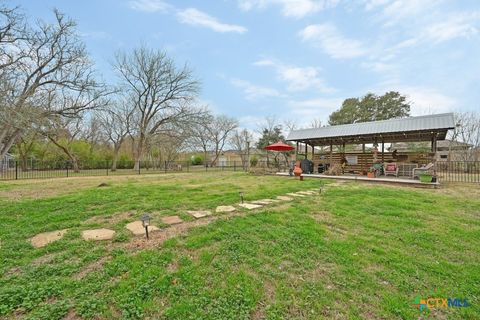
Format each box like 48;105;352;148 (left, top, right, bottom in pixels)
111;144;121;172
0;129;21;160
134;135;144;171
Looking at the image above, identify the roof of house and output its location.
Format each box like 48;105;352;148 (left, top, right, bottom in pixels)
286;113;455;146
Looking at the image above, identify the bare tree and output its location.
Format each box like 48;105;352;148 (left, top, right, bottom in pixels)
188;113;214;166
114;47;200;171
451;112;480;161
97;99;133;171
0;8;105;160
208;115;238;166
44;116;84;172
230;128;253;170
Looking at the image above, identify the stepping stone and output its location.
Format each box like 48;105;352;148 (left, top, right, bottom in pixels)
276;196;293;201
30;229;68;248
238;203;263;210
82;229;115;241
251;200;273;205
216;205;236;213
187;210;213;219
287;193;306;197
161;215;183;225
125;221;160;236
297;191;316;195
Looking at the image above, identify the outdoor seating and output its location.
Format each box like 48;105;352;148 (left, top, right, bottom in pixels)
384;162;399;177
412;162;435;179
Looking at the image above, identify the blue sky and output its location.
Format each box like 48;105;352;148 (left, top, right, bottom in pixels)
15;0;480;129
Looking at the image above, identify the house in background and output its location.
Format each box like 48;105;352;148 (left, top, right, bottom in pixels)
389;139;474;161
1;152;15;171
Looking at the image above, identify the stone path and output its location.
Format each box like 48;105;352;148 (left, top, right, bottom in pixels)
125;221;160;236
30;229;68;248
82;228;115;241
238;203;263;210
188;210;213;219
29;188;321;246
216;205;236;213
161;215;183;225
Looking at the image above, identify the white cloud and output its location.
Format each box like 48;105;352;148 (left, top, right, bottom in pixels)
287;97;343;116
254;59;335;93
238;0;339;18
231;78;286;101
401;87;457;115
129;0;171;12
299;23;368;59
365;0;443;27
177;8;247;34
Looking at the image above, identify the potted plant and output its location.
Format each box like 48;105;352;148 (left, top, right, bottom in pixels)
419;173;433;183
367;167;375;178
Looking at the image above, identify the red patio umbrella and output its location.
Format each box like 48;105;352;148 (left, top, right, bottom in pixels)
264;141;294;151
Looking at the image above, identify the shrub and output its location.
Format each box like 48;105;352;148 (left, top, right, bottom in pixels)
250;156;258;167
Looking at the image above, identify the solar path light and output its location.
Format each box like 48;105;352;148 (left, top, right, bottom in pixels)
140;213;151;240
239;191;244;204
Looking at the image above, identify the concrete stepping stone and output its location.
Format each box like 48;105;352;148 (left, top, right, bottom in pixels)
125;221;160;236
238;203;263;210
287;193;306;197
276;196;293;201
161;215;183;225
216;205;236;213
252;199;279;205
297;191;316;195
187;210;213;219
82;228;115;241
31;229;68;248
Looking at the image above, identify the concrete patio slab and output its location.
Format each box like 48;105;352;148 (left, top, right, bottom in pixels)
31;229;68;248
216;205;236;213
125;221;160;236
239;203;263;210
161;216;183;225
187;210;213;219
82;228;115;241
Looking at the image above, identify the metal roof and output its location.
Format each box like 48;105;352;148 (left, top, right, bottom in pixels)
287;113;455;145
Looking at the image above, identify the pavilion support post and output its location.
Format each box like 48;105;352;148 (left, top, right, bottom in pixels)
329;142;333;166
381;140;384;162
295;142;298;159
304;142;308;159
362;144;365;153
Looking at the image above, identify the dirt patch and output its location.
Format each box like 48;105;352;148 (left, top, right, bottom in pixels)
124;217;216;250
83;211;136;225
30;229;68;248
32;252;58;265
74;256;111;280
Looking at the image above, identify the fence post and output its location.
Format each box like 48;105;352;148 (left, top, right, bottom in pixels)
66;162;69;178
138;161;141;175
106;160;109;176
15;161;18;180
165;160;167;174
187;161;189;172
234;161;236;172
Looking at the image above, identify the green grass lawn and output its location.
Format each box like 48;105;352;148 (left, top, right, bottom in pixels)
0;173;479;319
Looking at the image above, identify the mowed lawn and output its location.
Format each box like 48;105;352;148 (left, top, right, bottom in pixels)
0;173;479;319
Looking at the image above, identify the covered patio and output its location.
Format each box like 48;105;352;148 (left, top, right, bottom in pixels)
286;113;456;183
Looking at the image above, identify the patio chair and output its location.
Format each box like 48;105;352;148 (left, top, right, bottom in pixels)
412;162;434;179
384;162;399;177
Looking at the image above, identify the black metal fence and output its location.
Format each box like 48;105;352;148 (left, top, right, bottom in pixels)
436;161;480;183
0;159;285;181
